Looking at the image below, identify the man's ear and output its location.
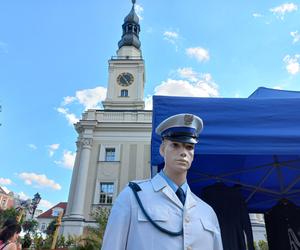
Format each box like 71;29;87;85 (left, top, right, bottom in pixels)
159;142;165;157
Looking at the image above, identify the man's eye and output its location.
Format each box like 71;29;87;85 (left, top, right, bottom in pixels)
172;142;179;147
186;145;194;151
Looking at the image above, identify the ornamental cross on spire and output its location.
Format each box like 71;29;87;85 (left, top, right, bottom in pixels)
132;0;136;5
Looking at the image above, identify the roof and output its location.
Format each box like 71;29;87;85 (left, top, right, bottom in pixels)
249;86;300;99
0;186;7;194
37;202;67;219
0;186;13;196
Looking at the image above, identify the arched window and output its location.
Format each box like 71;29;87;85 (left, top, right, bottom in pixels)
121;89;128;97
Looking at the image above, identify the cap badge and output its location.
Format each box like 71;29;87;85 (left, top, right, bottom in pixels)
184;114;194;125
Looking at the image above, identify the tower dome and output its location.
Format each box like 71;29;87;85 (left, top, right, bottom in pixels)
118;0;141;50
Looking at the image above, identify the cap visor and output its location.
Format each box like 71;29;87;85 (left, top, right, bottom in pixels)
164;136;198;144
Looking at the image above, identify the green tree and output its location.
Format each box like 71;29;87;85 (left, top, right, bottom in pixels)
71;206;110;250
0;208;19;225
254;240;269;250
46;219;56;236
258;240;269;250
21;219;38;249
22;219;38;233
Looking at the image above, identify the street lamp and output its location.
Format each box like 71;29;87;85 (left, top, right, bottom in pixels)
31;192;41;219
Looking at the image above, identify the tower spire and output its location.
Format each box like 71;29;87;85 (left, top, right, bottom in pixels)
118;0;141;50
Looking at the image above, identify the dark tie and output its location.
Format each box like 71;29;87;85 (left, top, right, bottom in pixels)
176;187;186;205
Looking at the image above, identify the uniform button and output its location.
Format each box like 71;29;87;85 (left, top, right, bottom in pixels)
185;216;190;223
187;246;192;250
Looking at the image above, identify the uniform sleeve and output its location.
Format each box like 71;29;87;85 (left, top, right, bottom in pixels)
101;187;132;250
213;230;223;250
213;210;223;250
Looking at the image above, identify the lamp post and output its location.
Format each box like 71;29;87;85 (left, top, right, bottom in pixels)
31;192;41;219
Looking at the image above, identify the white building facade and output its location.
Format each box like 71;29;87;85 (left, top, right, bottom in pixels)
62;1;152;236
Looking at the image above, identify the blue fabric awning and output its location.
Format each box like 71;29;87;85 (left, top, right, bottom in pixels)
151;88;300;212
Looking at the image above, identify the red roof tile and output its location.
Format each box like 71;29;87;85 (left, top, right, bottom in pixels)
37;202;67;219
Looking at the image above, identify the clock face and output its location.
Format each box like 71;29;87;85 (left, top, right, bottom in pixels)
117;72;134;87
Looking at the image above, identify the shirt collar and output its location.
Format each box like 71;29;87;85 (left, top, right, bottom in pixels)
159;170;188;194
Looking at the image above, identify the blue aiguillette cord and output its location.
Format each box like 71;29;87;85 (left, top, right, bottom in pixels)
128;182;183;237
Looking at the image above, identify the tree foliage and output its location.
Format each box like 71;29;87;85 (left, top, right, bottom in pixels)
46;219;57;236
71;206;110;250
0;208;19;225
254;240;269;250
22;219;38;233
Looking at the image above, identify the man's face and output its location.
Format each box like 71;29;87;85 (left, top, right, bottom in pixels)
160;139;195;175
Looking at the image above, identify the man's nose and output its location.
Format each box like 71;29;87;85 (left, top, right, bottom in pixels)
180;147;187;157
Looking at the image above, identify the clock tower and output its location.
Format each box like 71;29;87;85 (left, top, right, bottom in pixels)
102;0;145;110
62;0;152;237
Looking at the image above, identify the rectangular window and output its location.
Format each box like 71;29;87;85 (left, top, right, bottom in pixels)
121;89;128;97
52;210;60;217
1;199;6;207
99;183;114;204
105;148;116;161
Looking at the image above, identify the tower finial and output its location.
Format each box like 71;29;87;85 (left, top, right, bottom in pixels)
118;0;141;50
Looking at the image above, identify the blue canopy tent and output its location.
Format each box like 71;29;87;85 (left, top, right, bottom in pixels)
151;88;300;213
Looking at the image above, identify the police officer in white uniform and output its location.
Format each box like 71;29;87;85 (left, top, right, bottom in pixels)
101;113;223;250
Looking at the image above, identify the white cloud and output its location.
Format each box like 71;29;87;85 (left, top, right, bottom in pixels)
55;150;76;169
291;31;300;43
15;191;53;211
253;13;263;18
186;47;210;62
48;144;60;157
58;86;107;125
17;191;30;200
39;199;54;211
57;107;80;125
270;3;298;20
135;4;144;20
283;54;300;75
164;31;179;39
0;177;12;186
28;144;37;150
163;31;180;50
154;78;219;98
145;68;219;110
18;172;62;190
177;67;199;82
75;86;107;109
0;41;8;54
62;96;77;106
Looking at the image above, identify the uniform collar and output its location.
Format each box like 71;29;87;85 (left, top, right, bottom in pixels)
151;173;168;192
151;173;197;209
159;170;188;194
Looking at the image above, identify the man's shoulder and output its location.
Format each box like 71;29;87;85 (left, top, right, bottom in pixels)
190;191;216;214
129;178;153;190
131;178;152;184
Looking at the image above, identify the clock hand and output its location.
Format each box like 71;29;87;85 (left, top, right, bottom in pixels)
121;75;130;85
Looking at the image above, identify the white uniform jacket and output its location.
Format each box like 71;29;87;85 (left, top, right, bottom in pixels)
101;174;223;250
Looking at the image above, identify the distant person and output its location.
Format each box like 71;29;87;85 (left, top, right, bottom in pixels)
0;219;22;250
101;113;223;250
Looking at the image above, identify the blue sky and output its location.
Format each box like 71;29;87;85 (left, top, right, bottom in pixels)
1;0;300;211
